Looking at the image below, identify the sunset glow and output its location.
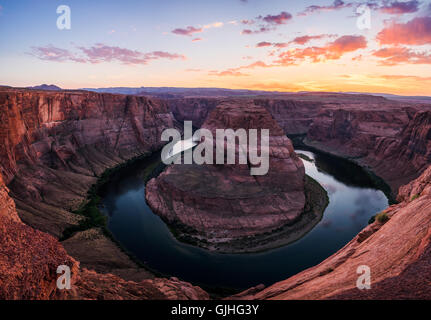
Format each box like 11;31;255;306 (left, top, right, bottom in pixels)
1;0;430;95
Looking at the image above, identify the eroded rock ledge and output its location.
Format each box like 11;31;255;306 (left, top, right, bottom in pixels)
231;166;431;300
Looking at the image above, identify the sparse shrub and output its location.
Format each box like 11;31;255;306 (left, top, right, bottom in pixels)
368;215;375;224
375;212;389;223
410;194;420;202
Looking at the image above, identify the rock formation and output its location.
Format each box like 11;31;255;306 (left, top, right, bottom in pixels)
0;175;208;299
0;87;209;299
170;94;431;194
232;165;431;299
168;98;220;128
0;87;172;238
146;100;315;252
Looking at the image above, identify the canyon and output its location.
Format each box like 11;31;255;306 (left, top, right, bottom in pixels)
1;87;431;299
146;100;328;252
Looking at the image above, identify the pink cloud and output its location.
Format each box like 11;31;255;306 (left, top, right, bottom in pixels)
192;38;203;42
379;1;420;14
172;26;203;36
291;34;337;45
241;26;273;35
377;17;431;45
253;34;337;51
30;45;87;63
273;42;289;48
241;11;293;35
259;11;292;25
256;41;272;47
373;46;431;65
241;19;255;25
276;35;367;65
298;0;352;16
209;60;272;77
30;44;186;65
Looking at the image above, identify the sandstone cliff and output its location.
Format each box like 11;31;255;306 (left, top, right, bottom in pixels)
168;98;220;128
232;165;431;300
169;94;431;194
0;88;209;300
0;88;173;263
305;104;426;192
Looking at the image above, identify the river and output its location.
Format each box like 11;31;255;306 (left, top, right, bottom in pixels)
99;148;388;291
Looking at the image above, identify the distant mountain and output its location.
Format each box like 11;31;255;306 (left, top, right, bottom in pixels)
81;86;285;98
28;84;62;91
344;92;431;104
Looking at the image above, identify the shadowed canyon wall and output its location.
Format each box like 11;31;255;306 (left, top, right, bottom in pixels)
0;88;209;299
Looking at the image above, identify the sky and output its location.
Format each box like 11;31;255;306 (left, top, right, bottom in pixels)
0;0;431;95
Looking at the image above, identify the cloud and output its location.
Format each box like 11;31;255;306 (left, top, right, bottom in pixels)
241;11;293;35
209;70;248;77
172;26;203;36
241;26;273;35
203;22;224;29
192;38;203;42
376;17;431;45
273;42;289;48
30;44;186;65
171;22;223;40
255;34;335;49
256;41;272;47
378;0;420;14
209;60;272;76
298;0;352;16
30;45;87;63
241;19;255;25
373;46;431;65
276;35;367;65
291;34;337;45
378;74;431;81
216;35;366;74
258;11;292;25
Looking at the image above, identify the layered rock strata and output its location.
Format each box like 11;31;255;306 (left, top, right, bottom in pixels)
0;88;209;299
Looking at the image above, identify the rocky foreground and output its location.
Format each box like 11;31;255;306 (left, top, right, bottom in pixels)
1;87;431;299
231;165;431;300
